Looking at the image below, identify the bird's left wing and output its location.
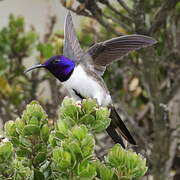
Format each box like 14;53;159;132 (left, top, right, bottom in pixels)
63;12;84;62
86;35;157;76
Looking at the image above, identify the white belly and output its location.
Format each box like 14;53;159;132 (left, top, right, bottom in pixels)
62;65;111;106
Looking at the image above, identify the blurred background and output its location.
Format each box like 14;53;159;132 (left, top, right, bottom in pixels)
0;0;179;179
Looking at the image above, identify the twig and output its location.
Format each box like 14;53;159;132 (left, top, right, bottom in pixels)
100;0;133;23
44;15;57;42
164;88;180;179
163;69;180;104
92;12;122;36
125;114;151;149
133;0;147;34
66;0;122;36
136;103;150;121
66;6;93;18
102;12;132;33
149;0;179;34
117;0;133;15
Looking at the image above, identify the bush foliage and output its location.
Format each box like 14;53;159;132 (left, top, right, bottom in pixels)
0;97;147;179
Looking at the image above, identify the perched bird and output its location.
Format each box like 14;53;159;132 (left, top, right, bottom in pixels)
25;12;157;148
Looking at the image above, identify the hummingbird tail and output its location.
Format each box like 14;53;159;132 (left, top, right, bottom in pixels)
108;106;136;146
106;123;125;148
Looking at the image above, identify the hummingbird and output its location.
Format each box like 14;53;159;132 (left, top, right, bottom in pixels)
25;12;157;148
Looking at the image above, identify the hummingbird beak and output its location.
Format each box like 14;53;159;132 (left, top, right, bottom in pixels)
24;64;46;73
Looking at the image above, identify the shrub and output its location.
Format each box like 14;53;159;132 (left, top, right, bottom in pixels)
0;97;147;179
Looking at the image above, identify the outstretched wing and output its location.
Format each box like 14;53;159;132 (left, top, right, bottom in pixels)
86;35;157;75
63;12;84;62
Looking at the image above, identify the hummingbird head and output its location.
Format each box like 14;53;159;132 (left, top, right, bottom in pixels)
25;55;75;82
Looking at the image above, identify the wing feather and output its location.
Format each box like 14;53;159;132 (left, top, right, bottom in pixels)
63;12;84;62
87;35;157;75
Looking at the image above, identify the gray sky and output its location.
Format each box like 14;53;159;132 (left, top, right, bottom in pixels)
0;0;80;37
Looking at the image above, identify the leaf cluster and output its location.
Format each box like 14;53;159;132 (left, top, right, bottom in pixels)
0;97;147;179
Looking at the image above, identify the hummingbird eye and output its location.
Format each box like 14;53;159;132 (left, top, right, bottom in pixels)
52;59;59;64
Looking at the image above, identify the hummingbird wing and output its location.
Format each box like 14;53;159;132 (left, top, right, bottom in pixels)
63;12;84;62
86;35;157;76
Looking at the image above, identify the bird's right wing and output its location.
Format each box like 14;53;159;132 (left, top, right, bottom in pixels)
63;12;84;62
86;35;157;76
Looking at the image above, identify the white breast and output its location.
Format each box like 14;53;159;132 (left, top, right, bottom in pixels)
62;65;111;106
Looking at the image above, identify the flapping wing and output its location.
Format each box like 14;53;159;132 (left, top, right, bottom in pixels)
87;35;157;75
63;12;84;62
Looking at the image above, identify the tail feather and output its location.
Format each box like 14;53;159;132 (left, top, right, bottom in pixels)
107;106;136;146
106;123;125;148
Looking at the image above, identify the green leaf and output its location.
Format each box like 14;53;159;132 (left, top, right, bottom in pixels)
81;135;95;158
34;169;45;180
99;164;114;180
53;148;72;170
16;146;31;157
10;137;20;146
21;101;47;125
37;43;54;58
57;120;69;137
33;152;46;167
59;97;82;121
92;117;111;133
12;159;32;179
49;132;57;147
72;125;88;141
0;141;13;162
82;98;97;113
106;144;148;179
67;140;82;155
22;125;40;136
41;124;49;143
61;97;76;107
19;136;32;147
77;161;97;179
55;131;66;140
60;105;80;120
176;2;180;13
80;114;95;125
34;143;46;153
15;118;25;134
106;144;127;167
5;121;18;137
29;116;40;126
96;107;110;120
62;116;76;127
